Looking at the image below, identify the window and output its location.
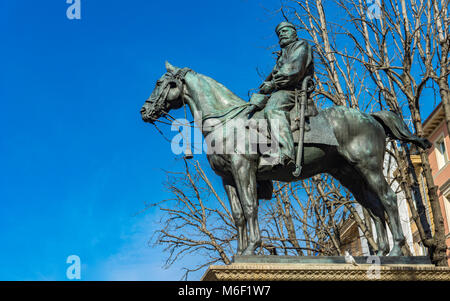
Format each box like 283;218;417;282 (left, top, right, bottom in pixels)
444;193;450;233
435;136;448;170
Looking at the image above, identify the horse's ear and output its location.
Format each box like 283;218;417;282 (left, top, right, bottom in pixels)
165;61;178;73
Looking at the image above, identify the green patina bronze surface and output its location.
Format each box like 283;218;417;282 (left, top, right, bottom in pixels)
140;22;432;257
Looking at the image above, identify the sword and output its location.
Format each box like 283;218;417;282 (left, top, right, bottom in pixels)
293;75;313;177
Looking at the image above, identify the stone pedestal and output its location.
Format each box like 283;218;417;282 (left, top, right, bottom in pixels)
201;255;450;281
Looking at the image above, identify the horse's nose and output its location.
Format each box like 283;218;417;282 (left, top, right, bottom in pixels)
140;107;146;114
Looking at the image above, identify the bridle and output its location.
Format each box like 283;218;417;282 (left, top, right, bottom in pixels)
145;67;192;124
147;67;192;104
144;67;197;157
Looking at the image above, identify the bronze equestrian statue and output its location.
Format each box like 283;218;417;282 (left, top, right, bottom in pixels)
140;22;431;257
246;22;316;174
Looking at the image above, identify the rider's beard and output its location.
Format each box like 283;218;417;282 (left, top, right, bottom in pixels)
279;36;297;48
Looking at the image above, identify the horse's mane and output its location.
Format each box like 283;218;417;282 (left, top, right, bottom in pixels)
182;69;252;122
196;72;247;108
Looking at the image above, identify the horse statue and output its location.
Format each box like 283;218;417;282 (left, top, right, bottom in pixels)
140;62;431;256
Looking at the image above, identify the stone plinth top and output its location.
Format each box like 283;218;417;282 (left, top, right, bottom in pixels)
233;255;432;265
202;256;450;281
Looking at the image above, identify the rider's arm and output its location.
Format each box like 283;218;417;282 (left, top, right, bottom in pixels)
256;71;275;94
249;93;269;109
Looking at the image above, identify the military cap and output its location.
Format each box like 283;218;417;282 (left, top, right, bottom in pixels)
275;21;296;34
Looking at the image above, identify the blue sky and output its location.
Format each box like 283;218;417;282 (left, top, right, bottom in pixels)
0;0;439;281
0;0;285;281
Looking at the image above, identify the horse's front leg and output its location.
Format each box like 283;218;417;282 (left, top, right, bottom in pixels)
222;178;248;255
230;156;260;255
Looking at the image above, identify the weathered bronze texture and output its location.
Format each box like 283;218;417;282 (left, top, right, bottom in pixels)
140;23;432;257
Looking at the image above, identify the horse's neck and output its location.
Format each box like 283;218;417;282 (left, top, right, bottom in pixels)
183;72;245;131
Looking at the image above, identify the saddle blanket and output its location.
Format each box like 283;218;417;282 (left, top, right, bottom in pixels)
291;111;339;147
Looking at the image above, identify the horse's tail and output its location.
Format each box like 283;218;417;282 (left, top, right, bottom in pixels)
370;111;432;150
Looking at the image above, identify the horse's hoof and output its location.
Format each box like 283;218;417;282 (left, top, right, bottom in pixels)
241;243;260;256
376;250;387;256
241;249;255;256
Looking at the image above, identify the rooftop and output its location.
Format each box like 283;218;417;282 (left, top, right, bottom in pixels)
423;102;445;137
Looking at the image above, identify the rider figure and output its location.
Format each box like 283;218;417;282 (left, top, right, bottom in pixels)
247;21;317;167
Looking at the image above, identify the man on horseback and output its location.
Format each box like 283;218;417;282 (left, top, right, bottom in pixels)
247;21;317;168
142;57;433;257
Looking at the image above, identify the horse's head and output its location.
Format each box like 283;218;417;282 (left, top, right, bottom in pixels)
140;61;188;123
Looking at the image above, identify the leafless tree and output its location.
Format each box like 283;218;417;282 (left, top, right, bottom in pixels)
149;159;235;280
259;176;380;256
277;0;448;265
148;2;449;279
149;158;383;278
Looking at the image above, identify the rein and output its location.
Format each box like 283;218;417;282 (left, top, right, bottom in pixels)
201;103;252;125
151;67;252;133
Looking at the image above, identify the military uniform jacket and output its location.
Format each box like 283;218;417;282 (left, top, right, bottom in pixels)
271;39;314;90
251;39;317;116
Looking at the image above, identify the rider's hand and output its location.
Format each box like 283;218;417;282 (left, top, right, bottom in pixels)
245;104;259;118
259;81;275;94
273;75;289;88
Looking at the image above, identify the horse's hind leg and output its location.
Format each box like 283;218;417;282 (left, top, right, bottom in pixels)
223;179;248;255
361;168;405;256
331;167;389;255
362;190;390;256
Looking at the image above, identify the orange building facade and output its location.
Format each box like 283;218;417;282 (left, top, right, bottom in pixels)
423;103;450;265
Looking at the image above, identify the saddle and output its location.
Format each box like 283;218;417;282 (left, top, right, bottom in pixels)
247;106;339;148
289;108;339;147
